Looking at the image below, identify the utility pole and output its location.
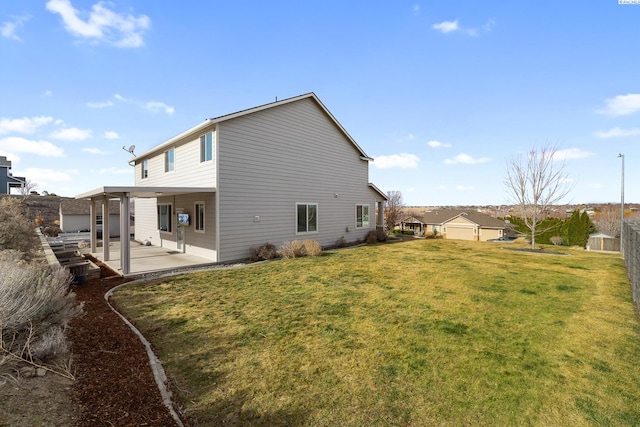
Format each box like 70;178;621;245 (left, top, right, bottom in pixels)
619;153;625;255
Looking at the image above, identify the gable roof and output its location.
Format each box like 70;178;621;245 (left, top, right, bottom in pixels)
410;209;507;229
133;93;373;163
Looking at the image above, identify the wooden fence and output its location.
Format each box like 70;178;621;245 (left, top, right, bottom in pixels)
622;219;640;312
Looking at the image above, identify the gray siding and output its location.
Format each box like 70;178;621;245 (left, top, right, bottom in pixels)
217;97;380;262
134;127;216;188
134;194;217;260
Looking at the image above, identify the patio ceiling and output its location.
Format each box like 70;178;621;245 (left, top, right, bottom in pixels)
75;186;216;200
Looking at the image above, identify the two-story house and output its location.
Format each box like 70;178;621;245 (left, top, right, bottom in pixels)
77;93;387;273
0;156;26;194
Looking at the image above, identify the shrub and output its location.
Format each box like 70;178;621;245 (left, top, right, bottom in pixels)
250;242;278;261
43;226;61;237
365;229;389;244
550;236;564;246
303;239;323;256
278;240;307;259
0;198;38;256
336;236;347;248
0;262;84;373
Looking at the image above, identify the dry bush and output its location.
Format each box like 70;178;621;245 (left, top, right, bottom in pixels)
303;239;323;256
366;230;378;244
336;236;347;248
250;242;278;261
278;240;307;258
0;198;38;256
0;261;84;374
42;226;61;237
376;228;388;242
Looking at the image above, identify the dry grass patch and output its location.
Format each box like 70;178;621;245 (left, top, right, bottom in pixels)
113;240;640;426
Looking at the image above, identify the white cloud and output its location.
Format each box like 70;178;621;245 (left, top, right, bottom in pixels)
432;20;459;33
45;0;150;48
98;166;131;175
146;101;175;115
114;93;129;102
553;148;593;161
22;167;71;183
594;127;640;138
44;90;53;97
598;93;640;116
50;127;92;140
427;140;451;148
412;5;421;15
0;116;54;134
444;153;490;164
432;18;495;37
0;137;65;157
373;153;420;169
87;100;114;108
1;16;29;41
104;131;119;139
82;147;109;155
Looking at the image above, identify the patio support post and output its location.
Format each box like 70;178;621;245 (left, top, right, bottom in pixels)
90;199;97;253
102;195;110;261
120;194;131;275
377;200;385;229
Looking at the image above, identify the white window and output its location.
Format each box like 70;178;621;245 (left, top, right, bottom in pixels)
200;133;213;162
195;201;205;232
141;159;148;179
356;204;369;228
296;203;318;234
157;204;172;232
164;148;175;172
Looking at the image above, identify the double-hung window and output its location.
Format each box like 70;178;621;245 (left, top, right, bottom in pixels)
356;204;369;228
200;133;213;162
164;148;175;172
195;201;205;232
141;160;148;179
158;204;172;232
296;203;318;234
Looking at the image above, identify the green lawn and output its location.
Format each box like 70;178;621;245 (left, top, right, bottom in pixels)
112;239;640;426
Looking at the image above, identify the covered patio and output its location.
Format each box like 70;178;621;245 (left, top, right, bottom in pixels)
90;239;217;277
76;186;216;276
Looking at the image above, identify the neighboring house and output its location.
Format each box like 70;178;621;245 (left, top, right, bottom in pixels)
59;199;121;237
0;156;25;194
398;209;509;241
77;93;387;271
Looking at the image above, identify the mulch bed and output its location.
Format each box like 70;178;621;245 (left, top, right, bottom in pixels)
68;258;184;426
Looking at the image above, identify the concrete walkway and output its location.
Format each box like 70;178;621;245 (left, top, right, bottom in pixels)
90;240;216;277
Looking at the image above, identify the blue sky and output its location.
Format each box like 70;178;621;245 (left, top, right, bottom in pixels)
0;1;638;206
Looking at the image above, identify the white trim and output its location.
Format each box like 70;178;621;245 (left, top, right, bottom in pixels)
355;203;370;229
194;201;205;233
157;202;173;234
295;202;319;235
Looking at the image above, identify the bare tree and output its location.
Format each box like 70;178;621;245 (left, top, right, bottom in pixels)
384;190;404;231
505;145;572;248
18;179;38;198
592;204;622;237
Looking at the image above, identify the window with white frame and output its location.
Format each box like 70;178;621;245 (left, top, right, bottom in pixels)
356;204;369;228
157;204;172;232
164;148;175;172
141;159;148;179
195;201;205;232
296;203;318;234
200;133;213;162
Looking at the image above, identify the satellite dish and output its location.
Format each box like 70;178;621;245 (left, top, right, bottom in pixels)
122;145;136;156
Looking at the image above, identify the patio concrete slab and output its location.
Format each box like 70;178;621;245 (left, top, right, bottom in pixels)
89;240;216;277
